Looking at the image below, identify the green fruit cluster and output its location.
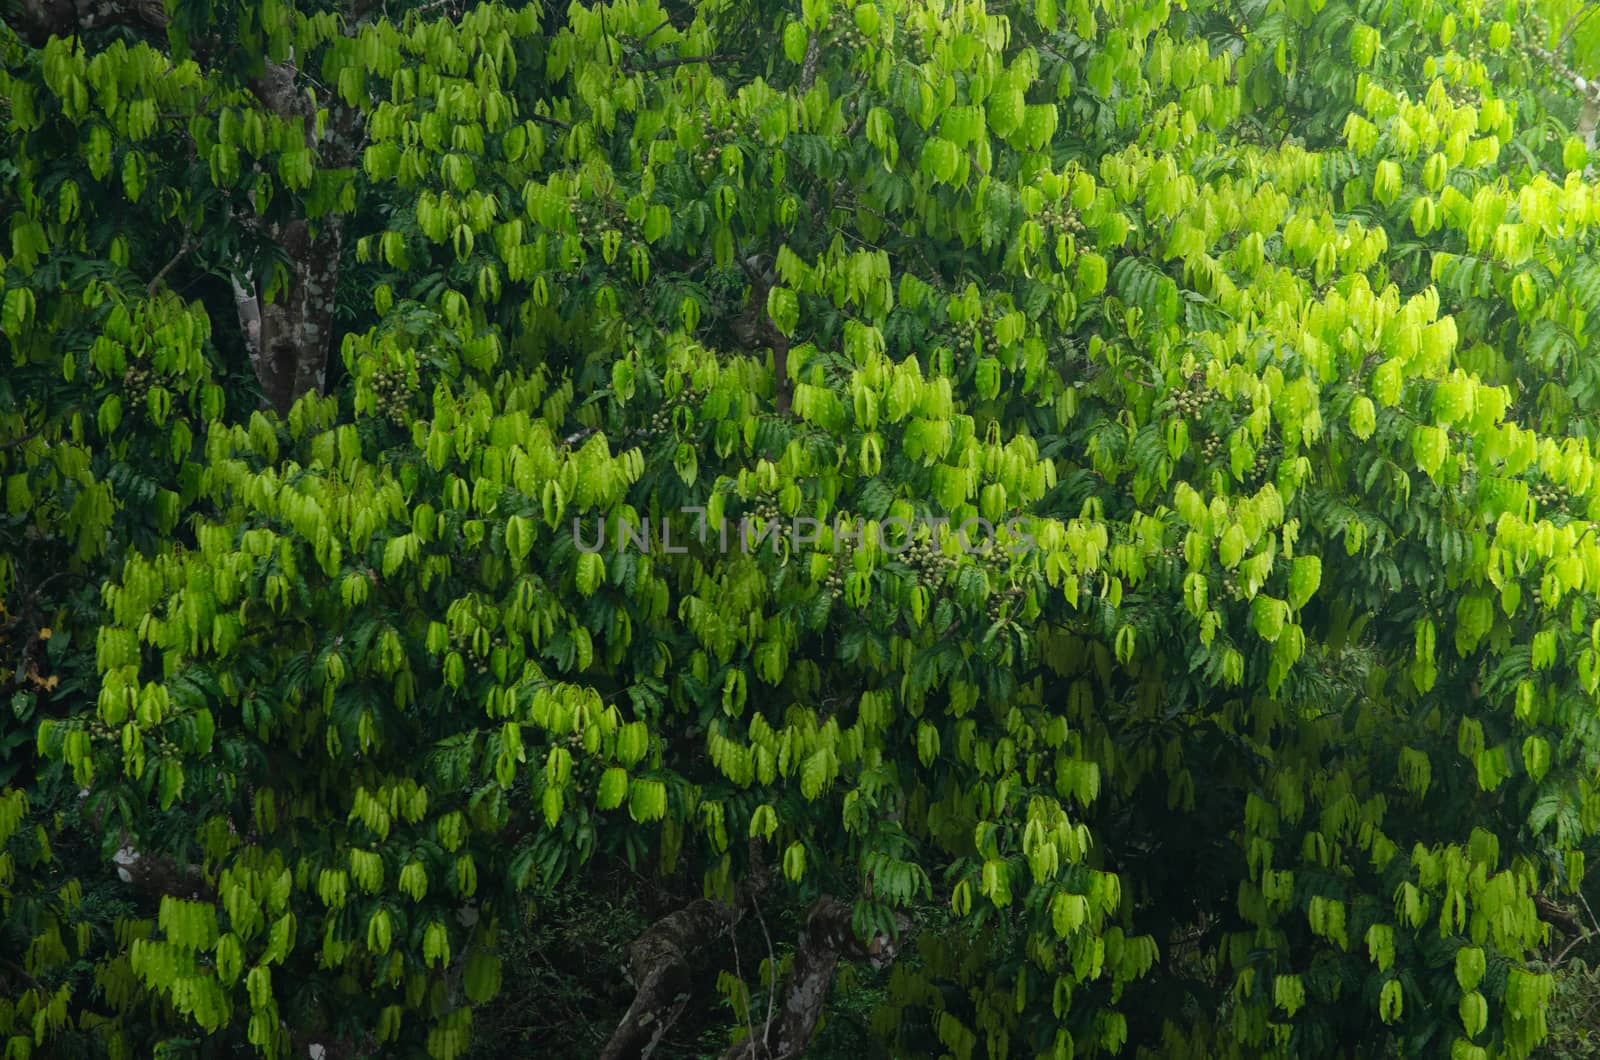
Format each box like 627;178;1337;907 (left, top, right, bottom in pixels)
949;314;997;353
985;582;1026;623
1244;438;1279;486
1530;480;1570;513
570;194;644;248
694;111;739;173
635;383;708;442
899;534;960;588
369;365;413;427
746;498;781;525
968;538;1026;623
823;532;857;596
122;364;155;411
1038;202;1086;235
1169;372;1218;418
827;11;873;50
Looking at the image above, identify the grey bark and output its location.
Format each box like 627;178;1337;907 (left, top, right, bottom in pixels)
1526;16;1600;177
12;0;167;41
599;897;743;1060
598;871;913;1060
720;896;913;1060
229;50;365;414
15;0;367;416
600;840;773;1059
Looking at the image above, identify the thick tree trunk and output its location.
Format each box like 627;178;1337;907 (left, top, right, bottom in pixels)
600;840;774;1059
231;54;363;414
109;838;213;899
15;0;364;417
599;882;913;1060
721;896;913;1060
599;897;743;1060
244;215;347;415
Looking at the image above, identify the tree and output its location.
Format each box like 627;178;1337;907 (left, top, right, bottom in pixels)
5;0;1600;1056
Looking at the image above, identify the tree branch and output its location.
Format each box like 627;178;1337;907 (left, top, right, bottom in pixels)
529;111;573;132
799;32;821;92
1524;14;1600;165
1537;893;1586;936
147;235;196;297
1556;6;1600;58
12;0;167;45
598;897;741;1060
398;0;467;21
600;840;777;1060
638;17;673;48
0;423;45;451
721;896;915;1060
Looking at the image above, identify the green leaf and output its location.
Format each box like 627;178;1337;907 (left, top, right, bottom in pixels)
597;768;628;810
577;550;605;595
767;286;799;337
1287;556;1321;609
920;137;960;184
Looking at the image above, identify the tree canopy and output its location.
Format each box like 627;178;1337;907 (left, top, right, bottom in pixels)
5;0;1600;1056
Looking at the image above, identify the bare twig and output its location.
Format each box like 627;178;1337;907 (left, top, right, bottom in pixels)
529;111;572;132
0;958;42;993
1576;882;1600;939
1556;5;1600;56
1551;929;1592;969
5;570;73;627
0;423;44;451
638;17;672;48
729;903;760;1059
752;894;778;1053
147;235;196;297
721;896;915;1060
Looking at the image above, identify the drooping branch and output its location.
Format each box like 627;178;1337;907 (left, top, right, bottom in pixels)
1524;15;1600;168
529;111;574;131
0;422;45;452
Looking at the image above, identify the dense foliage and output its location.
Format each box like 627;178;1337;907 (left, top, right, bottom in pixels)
5;0;1600;1056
